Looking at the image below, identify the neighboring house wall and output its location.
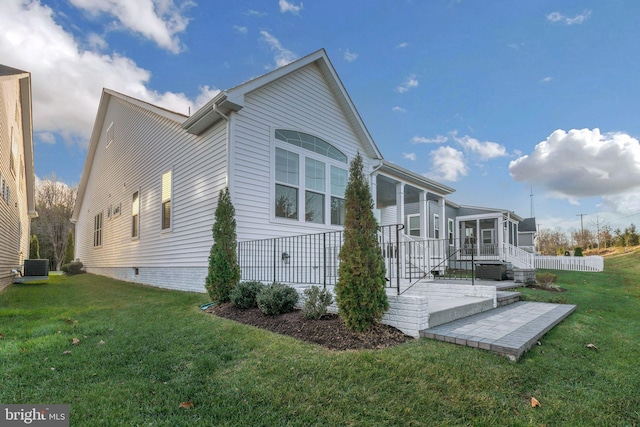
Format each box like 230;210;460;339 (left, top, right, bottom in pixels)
75;94;228;292
0;70;32;290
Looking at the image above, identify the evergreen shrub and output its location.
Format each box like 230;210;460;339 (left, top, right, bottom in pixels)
302;286;333;320
205;188;241;302
61;261;84;275
256;283;298;316
335;153;388;332
230;281;265;309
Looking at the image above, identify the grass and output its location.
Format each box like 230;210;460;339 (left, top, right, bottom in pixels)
1;258;639;426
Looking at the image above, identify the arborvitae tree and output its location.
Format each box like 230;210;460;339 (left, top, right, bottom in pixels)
205;188;241;302
29;234;40;259
335;153;388;332
62;229;75;265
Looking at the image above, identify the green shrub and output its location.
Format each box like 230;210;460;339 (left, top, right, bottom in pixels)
335;153;388;332
230;281;265;309
574;247;583;257
302;286;333;320
63;230;75;265
256;283;299;316
205;188;240;302
61;261;84;275
29;234;40;259
536;271;557;285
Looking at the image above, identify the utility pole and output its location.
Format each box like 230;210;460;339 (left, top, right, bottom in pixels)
577;213;587;248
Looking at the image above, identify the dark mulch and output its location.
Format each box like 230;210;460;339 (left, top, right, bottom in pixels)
207;303;412;351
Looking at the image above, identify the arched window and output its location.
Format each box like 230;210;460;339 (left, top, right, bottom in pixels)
274;130;348;226
275;130;347;163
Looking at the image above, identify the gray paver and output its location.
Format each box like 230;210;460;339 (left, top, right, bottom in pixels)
420;301;576;360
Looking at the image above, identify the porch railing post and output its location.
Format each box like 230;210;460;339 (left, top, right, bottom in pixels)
396;224;401;295
323;232;327;290
273;238;277;284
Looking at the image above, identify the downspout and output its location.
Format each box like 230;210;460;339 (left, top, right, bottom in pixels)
213;104;232;196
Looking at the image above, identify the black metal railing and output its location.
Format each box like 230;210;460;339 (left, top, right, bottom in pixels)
237;226;506;294
238;225;404;293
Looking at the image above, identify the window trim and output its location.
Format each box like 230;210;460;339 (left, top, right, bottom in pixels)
272;129;349;227
407;214;421;237
161;169;173;231
132;189;140;239
93;211;103;248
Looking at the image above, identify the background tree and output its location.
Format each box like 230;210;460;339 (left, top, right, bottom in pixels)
29;234;40;259
63;229;75;265
31;174;77;270
205;188;240;302
335;153;388;332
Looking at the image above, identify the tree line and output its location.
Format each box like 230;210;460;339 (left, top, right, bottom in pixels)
536;223;640;255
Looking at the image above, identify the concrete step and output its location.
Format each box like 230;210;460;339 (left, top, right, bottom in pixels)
420;301;577;361
427;297;495;328
497;291;520;307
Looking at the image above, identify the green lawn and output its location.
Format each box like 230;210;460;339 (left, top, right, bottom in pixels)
1;254;639;426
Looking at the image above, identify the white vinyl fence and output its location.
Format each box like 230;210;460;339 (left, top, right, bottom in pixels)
534;255;604;272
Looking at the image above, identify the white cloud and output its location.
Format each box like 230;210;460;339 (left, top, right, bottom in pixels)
343;49;358;62
546;10;591;25
403;152;416;161
392;106;407;113
412;135;448;144
0;0;217;147
541;76;553;83
279;0;303;14
233;25;248;34
428;146;468;182
509;129;640;206
260;31;297;67
452;133;507;160
69;0;192;53
246;9;267;17
37;132;56;145
396;42;409;49
87;33;108;50
396;74;418;93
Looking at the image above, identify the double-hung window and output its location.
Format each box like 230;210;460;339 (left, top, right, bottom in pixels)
274;130;348;226
161;170;172;230
275;148;299;219
434;214;440;239
305;158;325;223
132;191;140;238
94;212;103;247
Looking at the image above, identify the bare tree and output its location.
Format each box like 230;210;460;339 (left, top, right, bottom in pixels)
32;174;77;270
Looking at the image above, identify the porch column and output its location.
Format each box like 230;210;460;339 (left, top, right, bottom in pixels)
419;191;428;239
439;197;446;240
396;182;405;228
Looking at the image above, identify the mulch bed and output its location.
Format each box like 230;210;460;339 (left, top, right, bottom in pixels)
207;303;412;351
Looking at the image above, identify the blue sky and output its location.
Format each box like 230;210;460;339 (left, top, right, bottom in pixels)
3;0;640;234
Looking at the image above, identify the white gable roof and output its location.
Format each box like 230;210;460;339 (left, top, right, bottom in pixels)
183;49;383;160
73;49;388;222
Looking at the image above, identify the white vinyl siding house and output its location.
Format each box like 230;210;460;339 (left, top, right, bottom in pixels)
72;50;533;292
72;50;383;292
0;65;37;291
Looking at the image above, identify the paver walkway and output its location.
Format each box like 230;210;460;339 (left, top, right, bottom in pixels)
420;301;576;361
